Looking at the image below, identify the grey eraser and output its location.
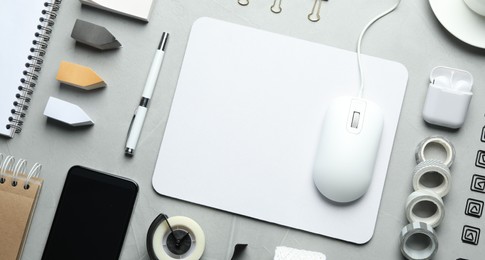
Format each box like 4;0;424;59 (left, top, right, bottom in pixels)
71;19;122;50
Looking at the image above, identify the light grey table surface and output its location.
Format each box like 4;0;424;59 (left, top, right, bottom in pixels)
1;0;485;259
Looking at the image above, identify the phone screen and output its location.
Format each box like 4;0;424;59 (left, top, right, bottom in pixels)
42;166;138;260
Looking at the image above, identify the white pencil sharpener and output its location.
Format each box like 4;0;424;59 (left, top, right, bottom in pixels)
422;66;473;129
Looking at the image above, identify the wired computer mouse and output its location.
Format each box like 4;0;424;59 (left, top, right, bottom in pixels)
312;96;383;203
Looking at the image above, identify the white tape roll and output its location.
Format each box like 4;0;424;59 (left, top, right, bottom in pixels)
405;189;445;228
400;222;438;260
415;135;455;168
412;160;452;197
147;215;205;260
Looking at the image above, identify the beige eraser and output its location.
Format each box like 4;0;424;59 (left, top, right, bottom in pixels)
56;61;106;90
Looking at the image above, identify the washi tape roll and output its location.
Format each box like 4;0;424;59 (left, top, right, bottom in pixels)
412;160;452;197
147;214;205;260
415;135;455;168
405;189;445;228
400;222;438;260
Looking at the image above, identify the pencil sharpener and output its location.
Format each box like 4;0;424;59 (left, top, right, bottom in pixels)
422;66;473;129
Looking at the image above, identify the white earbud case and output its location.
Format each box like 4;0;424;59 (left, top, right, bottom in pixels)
422;66;473;129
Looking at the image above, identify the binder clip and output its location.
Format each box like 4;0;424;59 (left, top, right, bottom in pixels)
422;66;473;129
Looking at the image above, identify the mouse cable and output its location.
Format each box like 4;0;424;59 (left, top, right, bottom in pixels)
356;0;402;98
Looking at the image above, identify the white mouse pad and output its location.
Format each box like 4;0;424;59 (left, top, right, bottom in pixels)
152;17;408;244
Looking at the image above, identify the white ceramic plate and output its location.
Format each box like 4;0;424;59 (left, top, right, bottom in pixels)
429;0;485;48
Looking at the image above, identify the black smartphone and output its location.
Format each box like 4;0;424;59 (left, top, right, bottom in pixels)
42;166;138;260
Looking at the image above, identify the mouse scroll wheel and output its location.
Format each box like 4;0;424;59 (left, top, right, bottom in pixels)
351;111;361;128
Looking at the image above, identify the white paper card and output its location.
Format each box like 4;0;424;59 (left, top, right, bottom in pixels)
275;246;326;260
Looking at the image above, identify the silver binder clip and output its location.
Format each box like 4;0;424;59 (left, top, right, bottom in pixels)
238;0;249;6
308;0;328;22
271;0;282;13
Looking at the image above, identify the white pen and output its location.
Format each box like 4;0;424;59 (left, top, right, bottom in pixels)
125;33;169;156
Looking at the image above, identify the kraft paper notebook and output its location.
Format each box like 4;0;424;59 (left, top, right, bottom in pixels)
152;17;408;244
0;0;62;138
0;155;43;260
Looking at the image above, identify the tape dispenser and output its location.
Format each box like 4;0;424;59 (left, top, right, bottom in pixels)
422;66;473;129
147;214;205;260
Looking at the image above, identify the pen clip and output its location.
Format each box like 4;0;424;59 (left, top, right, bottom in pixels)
125;107;138;143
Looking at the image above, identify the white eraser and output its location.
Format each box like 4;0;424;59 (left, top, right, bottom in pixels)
43;97;94;126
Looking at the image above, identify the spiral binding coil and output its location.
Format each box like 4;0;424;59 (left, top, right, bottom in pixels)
0;153;43;190
6;0;62;135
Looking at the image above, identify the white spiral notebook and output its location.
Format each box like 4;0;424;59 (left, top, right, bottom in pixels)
0;0;62;138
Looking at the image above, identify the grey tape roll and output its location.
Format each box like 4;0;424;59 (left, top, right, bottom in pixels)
415;135;455;168
405;189;445;228
412;160;452;197
400;222;438;260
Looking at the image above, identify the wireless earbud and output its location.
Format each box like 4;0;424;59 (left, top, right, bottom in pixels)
454;80;472;92
431;70;473;93
431;76;448;88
